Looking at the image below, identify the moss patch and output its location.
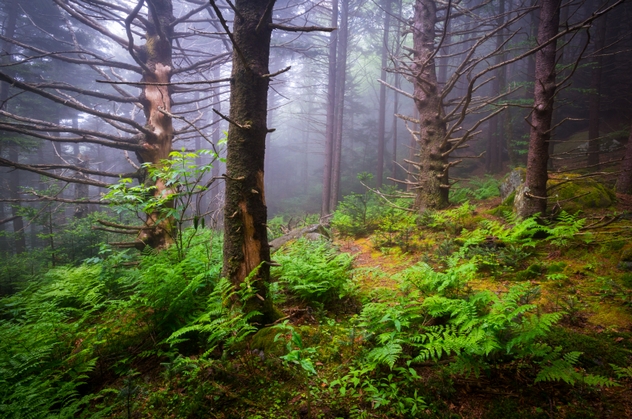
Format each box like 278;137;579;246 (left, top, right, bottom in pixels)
547;174;615;213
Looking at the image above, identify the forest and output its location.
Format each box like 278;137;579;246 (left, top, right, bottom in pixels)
1;0;632;418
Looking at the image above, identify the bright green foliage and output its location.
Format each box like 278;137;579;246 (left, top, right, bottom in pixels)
274;321;318;376
450;175;501;204
0;227;224;417
331;191;383;237
271;238;355;304
357;255;614;387
104;149;217;257
330;365;427;416
167;276;259;357
0;265;103;418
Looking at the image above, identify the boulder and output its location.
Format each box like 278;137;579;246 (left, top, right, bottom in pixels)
500;168;526;202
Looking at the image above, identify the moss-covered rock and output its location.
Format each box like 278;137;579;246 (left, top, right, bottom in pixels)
618;243;632;271
547;174;615;213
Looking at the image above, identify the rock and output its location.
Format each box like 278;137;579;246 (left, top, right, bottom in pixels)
500;168;526;202
269;224;330;252
617;261;632;271
547;174;615;213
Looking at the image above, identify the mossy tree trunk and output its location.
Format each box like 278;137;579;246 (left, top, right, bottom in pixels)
134;0;176;249
222;0;277;322
515;0;561;217
412;0;449;211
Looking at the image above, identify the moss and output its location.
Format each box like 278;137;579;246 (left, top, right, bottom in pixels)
515;263;545;280
485;399;547;419
620;243;632;262
250;327;285;356
588;303;632;329
621;272;632;288
547;174;615;213
546;261;567;274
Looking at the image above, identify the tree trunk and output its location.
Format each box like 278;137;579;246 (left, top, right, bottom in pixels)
134;0;176;250
321;0;338;217
615;123;632;194
1;0;25;254
485;0;506;174
586;15;607;167
515;0;561;217
222;0;278;321
329;0;349;212
377;0;391;188
412;0;449;211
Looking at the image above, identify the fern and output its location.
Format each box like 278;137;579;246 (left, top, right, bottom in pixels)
167;277;258;357
271;237;355;304
535;349;617;387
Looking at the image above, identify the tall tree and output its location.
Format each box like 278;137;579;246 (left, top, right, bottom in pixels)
515;0;562;217
376;0;391;188
586;15;607;167
321;0;339;217
0;0;24;254
216;0;333;320
410;0;449;210
615;122;632;194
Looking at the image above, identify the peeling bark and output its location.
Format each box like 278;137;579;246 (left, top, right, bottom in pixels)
134;0;176;249
222;0;277;322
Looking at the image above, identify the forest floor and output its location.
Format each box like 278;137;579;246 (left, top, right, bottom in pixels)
328;199;632;419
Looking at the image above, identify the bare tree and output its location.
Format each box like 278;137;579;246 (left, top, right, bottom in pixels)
0;0;231;249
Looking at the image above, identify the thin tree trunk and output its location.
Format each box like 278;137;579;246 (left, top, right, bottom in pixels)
485;0;506;174
586;15;607;167
329;0;349;211
222;0;278;321
412;0;449;211
1;0;25;254
321;0;338;217
377;0;391;188
515;0;561;217
391;0;402;184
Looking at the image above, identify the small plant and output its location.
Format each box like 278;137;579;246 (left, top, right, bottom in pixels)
104;149;219;259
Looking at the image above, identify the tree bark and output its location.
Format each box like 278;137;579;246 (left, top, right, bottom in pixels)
377;0;391;188
515;0;561;217
329;0;349;212
586;15;607;167
412;0;449;211
321;0;338;217
1;0;25;254
134;0;176;249
222;0;277;321
485;0;506;174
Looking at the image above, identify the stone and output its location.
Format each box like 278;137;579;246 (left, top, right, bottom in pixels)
500;168;526;202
